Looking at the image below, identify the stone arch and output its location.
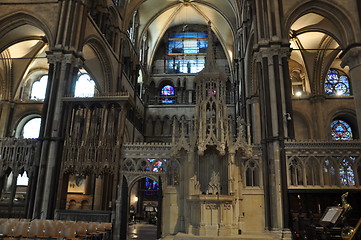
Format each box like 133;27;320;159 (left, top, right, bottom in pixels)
0;13;52;102
0;12;54;51
82;36;114;93
154;117;162;136
126;174;162;192
14;113;42;138
20;68;48;100
284;1;356;47
162;115;171;136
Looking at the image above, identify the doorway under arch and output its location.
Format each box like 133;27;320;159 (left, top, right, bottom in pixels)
120;175;163;240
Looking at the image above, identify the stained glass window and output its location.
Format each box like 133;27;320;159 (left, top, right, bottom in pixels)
160;85;175;104
147;158;166;172
323;159;337;185
167;31;208;73
145;178;159;190
339;157;355;186
31;75;48;100
324;69;351;96
331;120;353;140
144;177;159;196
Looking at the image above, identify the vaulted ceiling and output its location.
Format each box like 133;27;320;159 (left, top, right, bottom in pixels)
134;0;239;66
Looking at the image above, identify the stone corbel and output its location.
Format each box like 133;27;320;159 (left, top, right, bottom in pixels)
341;46;361;69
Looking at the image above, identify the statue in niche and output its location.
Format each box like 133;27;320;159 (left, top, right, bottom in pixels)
207;171;220;195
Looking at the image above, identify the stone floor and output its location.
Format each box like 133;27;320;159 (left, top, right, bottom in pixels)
128;222;157;240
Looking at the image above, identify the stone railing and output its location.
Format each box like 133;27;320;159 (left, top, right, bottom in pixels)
0;138;38;177
284;140;361;188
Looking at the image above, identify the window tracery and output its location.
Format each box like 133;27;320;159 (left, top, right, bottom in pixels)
338;157;356;186
331;119;353;140
75;74;96;97
245;159;259;187
289;157;303;186
325;69;351;97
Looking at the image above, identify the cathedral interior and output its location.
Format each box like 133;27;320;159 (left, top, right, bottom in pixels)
1;0;361;239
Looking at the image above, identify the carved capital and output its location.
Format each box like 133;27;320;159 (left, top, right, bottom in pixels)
254;47;291;62
47;51;84;68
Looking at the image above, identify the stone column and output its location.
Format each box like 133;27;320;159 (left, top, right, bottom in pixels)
185;151;195;233
255;46;291;234
31;0;88;219
32;52;83;219
341;47;361;133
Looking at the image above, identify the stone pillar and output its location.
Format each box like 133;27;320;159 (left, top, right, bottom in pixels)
185;151;195;233
341;47;361;134
32;52;83;219
255;46;291;233
162;186;179;235
31;0;88;219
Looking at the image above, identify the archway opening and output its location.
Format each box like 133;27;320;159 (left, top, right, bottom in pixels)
128;176;162;240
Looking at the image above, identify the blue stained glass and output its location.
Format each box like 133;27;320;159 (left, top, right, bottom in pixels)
145;178;159;190
331;120;353;140
160;85;175;104
161;85;174;96
167;31;208;74
169;32;207;39
147;158;165;172
324;69;351;96
339;158;355;186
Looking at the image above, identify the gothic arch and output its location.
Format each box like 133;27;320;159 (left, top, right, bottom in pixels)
82;36;114;93
126;174;162;191
14;113;42;138
0;12;54;50
284;1;356;47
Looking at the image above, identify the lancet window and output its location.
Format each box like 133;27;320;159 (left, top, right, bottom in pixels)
30;75;48;100
245;160;260;187
74;73;96;97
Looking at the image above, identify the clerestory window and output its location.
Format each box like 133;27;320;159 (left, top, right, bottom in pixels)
324;69;351;96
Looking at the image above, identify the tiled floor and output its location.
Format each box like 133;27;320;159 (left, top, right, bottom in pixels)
128;222;157;240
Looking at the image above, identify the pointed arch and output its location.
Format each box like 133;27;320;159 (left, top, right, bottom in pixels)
284;1;356;47
83;36;114;93
0;12;54;51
